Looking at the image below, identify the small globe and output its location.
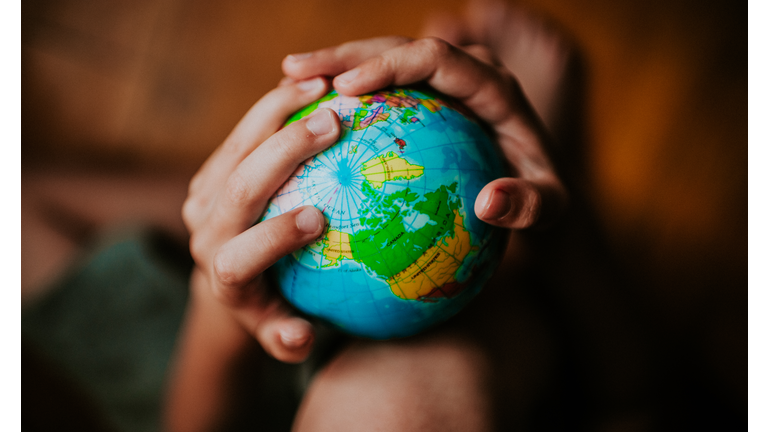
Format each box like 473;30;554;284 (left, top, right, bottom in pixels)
262;87;506;339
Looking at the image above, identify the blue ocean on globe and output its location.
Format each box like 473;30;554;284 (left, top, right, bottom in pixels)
262;87;506;339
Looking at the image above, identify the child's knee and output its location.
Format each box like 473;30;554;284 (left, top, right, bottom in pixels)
293;334;493;432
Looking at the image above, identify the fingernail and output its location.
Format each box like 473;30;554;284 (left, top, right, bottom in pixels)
287;52;313;61
306;109;335;136
297;77;324;92
296;207;325;234
280;330;310;349
482;189;512;220
280;321;312;348
336;68;360;84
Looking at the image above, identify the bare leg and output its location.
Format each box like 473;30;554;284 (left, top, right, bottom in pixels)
293;332;494;432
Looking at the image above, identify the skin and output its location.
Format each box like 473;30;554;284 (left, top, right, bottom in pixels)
165;36;566;432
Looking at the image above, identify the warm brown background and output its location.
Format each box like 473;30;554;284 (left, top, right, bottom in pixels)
22;0;745;429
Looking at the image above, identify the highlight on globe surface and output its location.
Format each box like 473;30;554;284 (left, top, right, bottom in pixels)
262;87;506;339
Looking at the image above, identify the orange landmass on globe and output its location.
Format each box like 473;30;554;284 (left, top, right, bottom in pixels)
386;210;475;301
360;91;417;109
321;229;356;267
360;89;446;112
347;90;448;132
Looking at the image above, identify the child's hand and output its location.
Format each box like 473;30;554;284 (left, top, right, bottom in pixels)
181;78;339;363
283;36;566;229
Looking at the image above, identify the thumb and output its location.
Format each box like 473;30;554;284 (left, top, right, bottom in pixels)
474;178;564;229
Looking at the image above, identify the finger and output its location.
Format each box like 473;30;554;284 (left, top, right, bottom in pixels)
215;77;331;173
212;206;326;294
212;206;326;362
183;78;330;228
330;37;522;125
282;36;412;80
284;37;524;126
474;177;565;229
211;108;340;235
283;37;567;227
278;76;296;87
194;266;316;363
320;37;567;225
186;109;338;284
248;310;315;363
231;290;316;363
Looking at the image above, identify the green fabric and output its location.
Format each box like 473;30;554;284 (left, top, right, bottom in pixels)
22;228;190;432
21;227;350;432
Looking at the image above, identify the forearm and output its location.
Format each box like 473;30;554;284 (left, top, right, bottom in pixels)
163;269;255;432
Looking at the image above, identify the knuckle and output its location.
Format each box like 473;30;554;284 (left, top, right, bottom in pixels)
377;35;413;52
221;135;247;155
260;85;286;106
375;55;397;79
518;187;543;228
213;250;241;287
181;196;205;229
269;82;302;104
188;232;209;265
274;124;316;160
528;190;543;225
181;198;196;228
243;87;293;124
418;37;453;59
223;170;253;208
188;171;205;195
337;40;360;56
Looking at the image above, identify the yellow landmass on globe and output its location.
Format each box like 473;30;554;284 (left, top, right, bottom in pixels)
387;210;474;300
360;151;424;188
321;229;355;267
421;99;443;113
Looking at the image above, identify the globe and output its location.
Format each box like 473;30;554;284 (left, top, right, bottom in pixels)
262;87;506;339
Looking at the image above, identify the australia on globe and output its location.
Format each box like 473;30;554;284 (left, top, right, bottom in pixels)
262;87;506;339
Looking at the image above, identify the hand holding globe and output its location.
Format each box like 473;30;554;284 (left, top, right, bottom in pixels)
181;36;566;363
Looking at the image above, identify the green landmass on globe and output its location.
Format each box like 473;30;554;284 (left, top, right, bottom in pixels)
262;87;506;339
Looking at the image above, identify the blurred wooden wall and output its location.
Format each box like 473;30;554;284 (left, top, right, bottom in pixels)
526;0;747;411
22;0;467;167
22;0;745;425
